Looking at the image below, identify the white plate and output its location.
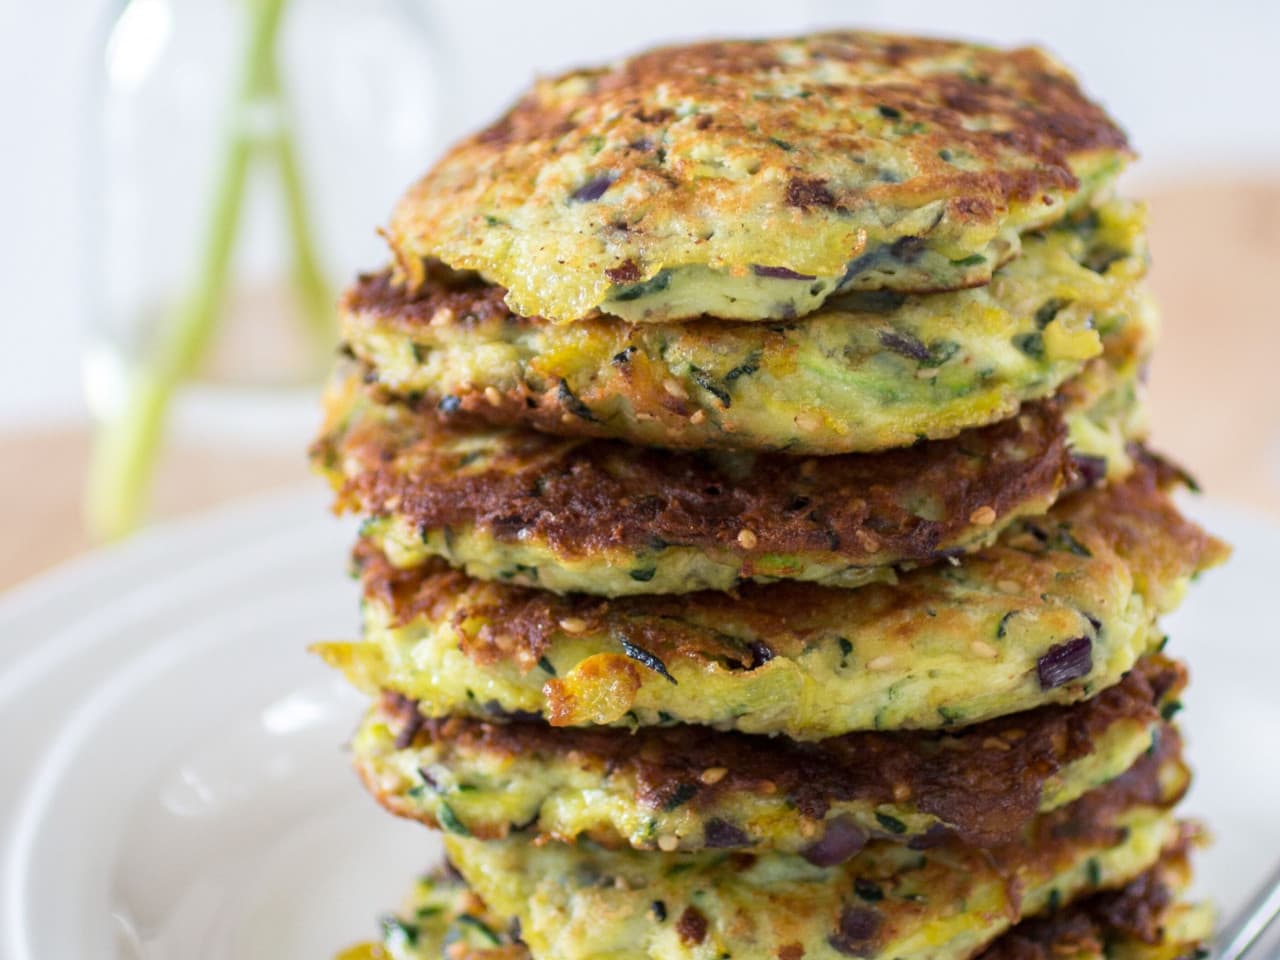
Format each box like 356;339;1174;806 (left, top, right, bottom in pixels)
0;488;1274;959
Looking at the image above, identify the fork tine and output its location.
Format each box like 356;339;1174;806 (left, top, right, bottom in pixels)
1216;861;1280;960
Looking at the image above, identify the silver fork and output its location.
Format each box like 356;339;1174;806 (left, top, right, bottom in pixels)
1217;861;1280;959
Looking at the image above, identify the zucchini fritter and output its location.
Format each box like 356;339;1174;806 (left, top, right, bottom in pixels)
353;657;1182;854
387;32;1131;323
352;200;1149;455
339;845;1209;960
440;744;1187;960
313;355;1145;597
313;460;1226;738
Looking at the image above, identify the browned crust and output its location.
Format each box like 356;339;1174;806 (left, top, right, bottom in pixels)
388;32;1131;322
976;844;1199;960
319;391;1075;567
466;36;1127;202
368;656;1182;848
353;456;1228;676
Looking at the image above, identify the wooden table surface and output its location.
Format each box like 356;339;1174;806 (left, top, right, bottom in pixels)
2;179;1277;592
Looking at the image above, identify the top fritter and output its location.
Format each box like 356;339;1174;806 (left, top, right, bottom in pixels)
388;32;1131;324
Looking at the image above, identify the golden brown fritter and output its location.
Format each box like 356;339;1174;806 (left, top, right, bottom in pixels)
346;843;1209;960
313;459;1228;737
353;656;1183;853
348;199;1150;454
312;365;1136;595
387;32;1131;323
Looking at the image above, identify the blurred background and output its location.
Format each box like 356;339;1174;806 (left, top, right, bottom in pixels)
2;0;1277;588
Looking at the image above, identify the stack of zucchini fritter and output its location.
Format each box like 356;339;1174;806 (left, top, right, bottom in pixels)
313;32;1229;960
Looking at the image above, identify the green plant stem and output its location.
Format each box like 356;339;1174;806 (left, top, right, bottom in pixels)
86;0;295;541
262;52;336;362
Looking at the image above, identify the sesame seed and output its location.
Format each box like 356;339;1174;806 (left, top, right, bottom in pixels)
867;655;894;671
384;495;401;511
892;783;912;801
795;412;820;432
969;505;997;526
970;639;999;658
484;386;503;406
657;834;680;852
663;378;689;400
982;737;1012;752
915;367;940;379
700;767;728;785
737;529;758;549
689;409;706;425
635;412;657;422
561;413;576;424
855;529;881;552
430;307;455;327
758;780;778;795
558;617;588;634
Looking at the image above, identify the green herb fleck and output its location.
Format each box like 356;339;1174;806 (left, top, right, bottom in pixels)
380;916;420;947
921;339;961;368
456;914;501;945
937;705;964;725
537;656;557;676
612;270;672;302
629;566;657;582
854;878;884;902
1035;297;1070;329
438;801;471;836
1013;331;1045;359
874;811;907;835
949;253;986;267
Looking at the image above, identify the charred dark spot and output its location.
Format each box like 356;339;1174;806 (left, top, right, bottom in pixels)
557;380;600;422
801;816;868;866
437;395;461;414
889;236;926;263
611;345;637;365
650;900;668;922
704;818;750;848
660;781;699;811
392;705;424;749
606;260;643;284
570;174;616;203
1072;454;1109;488
829;905;882;956
1038;637;1094;689
748;640;775;669
786;177;836;209
619;638;677;683
879;330;931;362
753;264;817;280
676;906;708;945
